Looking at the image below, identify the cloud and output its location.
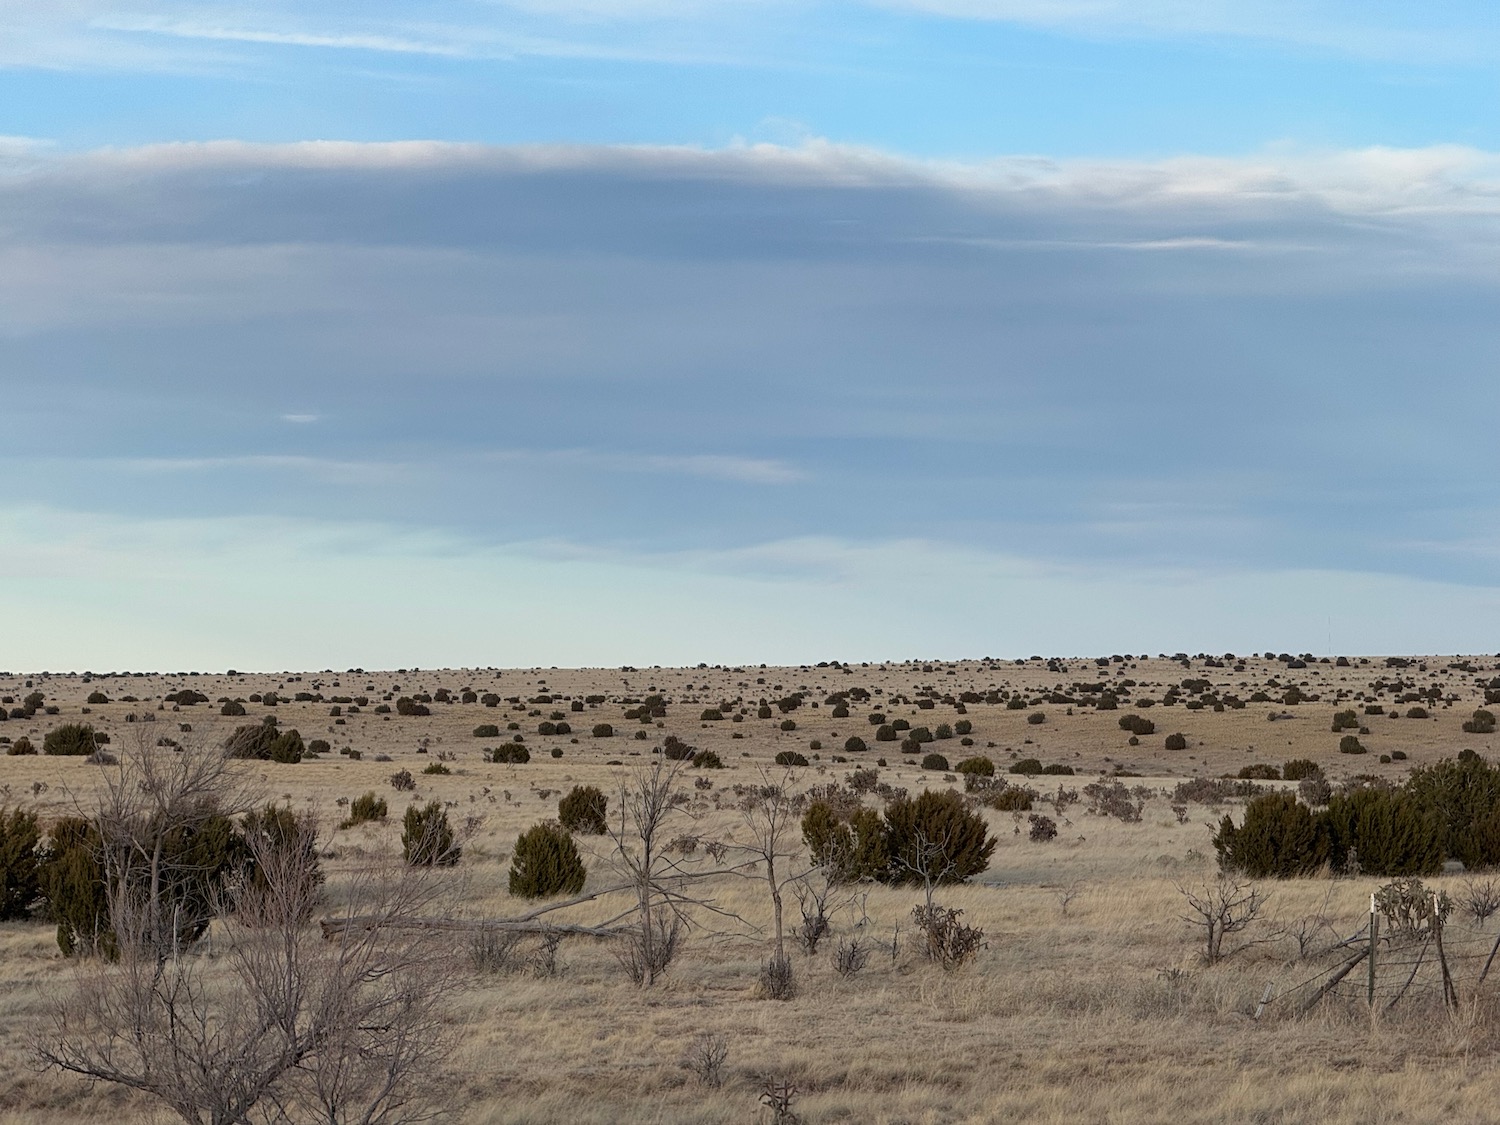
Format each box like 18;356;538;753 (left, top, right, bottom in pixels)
4;138;1500;663
3;504;1499;669
3;0;1497;81
280;413;320;423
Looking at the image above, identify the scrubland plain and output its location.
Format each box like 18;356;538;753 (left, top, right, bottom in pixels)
3;652;1500;1124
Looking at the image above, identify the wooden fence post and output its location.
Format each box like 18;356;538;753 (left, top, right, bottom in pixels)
1367;892;1378;1009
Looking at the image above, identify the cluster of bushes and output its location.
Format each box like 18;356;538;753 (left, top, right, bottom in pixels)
507;785;613;899
801;790;994;886
0;802;322;958
1216;750;1500;877
224;722;306;764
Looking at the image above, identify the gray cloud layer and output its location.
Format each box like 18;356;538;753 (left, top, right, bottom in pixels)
4;140;1500;600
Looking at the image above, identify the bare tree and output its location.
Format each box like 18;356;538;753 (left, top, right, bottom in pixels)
93;730;264;960
735;771;806;965
1177;875;1271;965
38;802;461;1124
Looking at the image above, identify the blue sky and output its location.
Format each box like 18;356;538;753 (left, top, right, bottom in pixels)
3;3;1500;669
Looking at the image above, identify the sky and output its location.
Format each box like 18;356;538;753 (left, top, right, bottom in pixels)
3;2;1500;670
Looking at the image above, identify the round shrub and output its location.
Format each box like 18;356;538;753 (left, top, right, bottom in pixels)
954;720;973;736
692;750;723;769
1339;734;1367;755
843;735;868;753
991;787;1032;811
1282;759;1321;782
935;724;954;740
1009;758;1043;775
1027;712;1046;726
1164;733;1187;751
868;713;887;726
402;801;460;866
6;737;35;756
1407;706;1429;720
701;709;724;721
775;750;810;767
592;723;615;738
920;752;950;772
490;744;531;764
892;719;911;732
1118;715;1155;736
955;756;994;778
1237;763;1281;780
509;821;586;899
883;790;996;885
474;724;500;738
875;724;897;742
42;724;98;757
779;719;797;732
558;785;608;835
341;791;388;828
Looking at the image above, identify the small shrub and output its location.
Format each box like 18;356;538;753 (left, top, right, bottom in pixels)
1027;814;1058;842
341;791;388;828
1339;734;1366;755
1282;759;1320;781
1164;733;1187;751
402;801;460;866
490;744;531;764
558;785;608;834
758;952;796;1000
954;720;972;736
774;750;809;767
508;821;586;898
1464;710;1497;735
6;737;35;756
592;723;615;738
779;719;797;732
422;762;451;775
389;769;416;791
843;736;868;753
1331;709;1360;732
700;709;723;721
911;904;985;969
1009;758;1043;775
986;787;1033;812
1027;712;1046;726
1407;706;1429;720
1237;763;1281;780
692;749;723;769
954;756;994;778
474;723;501;738
920;752;949;771
1118;714;1155;736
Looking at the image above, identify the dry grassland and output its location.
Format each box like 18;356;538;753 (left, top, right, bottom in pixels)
2;653;1500;1123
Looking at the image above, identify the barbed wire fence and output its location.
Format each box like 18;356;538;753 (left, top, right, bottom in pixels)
1249;878;1500;1020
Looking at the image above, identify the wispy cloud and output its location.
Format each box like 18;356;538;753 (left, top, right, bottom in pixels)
482;448;805;484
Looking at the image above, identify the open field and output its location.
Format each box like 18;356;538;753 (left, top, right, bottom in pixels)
4;653;1500;1124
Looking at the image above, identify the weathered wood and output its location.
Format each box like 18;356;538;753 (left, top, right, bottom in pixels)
320;916;627;940
1299;947;1369;1015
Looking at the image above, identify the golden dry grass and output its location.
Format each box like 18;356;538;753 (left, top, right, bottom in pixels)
2;655;1500;1123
